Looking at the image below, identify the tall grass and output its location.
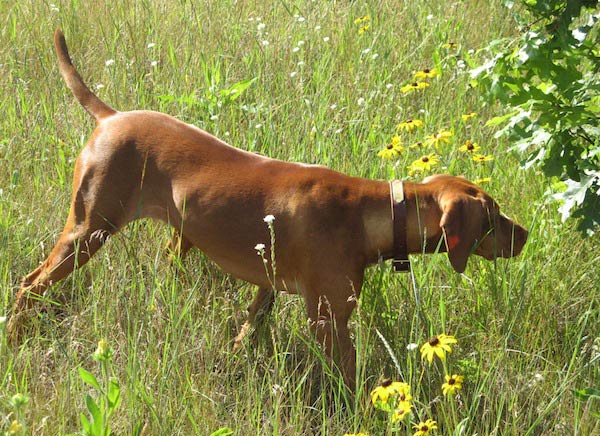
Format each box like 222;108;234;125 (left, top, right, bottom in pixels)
1;1;598;434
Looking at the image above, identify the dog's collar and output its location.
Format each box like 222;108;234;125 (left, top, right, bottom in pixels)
390;180;411;272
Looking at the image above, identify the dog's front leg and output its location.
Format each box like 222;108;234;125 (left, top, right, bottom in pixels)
303;273;362;390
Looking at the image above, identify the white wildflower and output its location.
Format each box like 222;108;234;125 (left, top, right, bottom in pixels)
263;215;275;224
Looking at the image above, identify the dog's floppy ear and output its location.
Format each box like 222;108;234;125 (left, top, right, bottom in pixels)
439;196;486;273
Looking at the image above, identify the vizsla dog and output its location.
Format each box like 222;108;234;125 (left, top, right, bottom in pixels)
8;30;528;387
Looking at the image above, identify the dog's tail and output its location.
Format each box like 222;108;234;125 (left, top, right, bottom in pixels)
54;28;116;121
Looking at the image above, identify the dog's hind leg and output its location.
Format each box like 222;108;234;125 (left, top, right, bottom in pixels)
233;287;275;351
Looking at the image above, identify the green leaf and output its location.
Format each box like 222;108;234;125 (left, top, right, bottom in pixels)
572;387;600;401
79;368;101;391
80;412;93;436
220;77;257;101
554;173;598;221
485;110;520;127
85;395;104;428
107;379;121;413
210;428;234;436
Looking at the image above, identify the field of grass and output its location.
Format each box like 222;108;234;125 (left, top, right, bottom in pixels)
1;1;598;434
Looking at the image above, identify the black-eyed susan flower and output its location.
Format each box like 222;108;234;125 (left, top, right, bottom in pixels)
408;153;439;174
371;379;413;405
390;401;412;422
401;81;430;93
424;130;453;149
413;419;438;436
475;177;491;184
358;24;370;35
420;333;457;363
442;42;459;49
397;118;424;132
409;141;425;149
472;154;494;163
414;68;440;80
377;136;404;160
461;111;477;122
458;140;481;153
354;15;370;24
442;374;464;395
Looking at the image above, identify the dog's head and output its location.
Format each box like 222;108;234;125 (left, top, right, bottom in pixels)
425;175;528;273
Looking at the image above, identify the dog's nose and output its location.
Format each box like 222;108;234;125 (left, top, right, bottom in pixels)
513;225;528;255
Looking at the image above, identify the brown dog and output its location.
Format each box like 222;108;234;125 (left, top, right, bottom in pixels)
8;30;528;387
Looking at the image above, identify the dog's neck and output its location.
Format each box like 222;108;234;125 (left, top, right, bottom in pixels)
362;180;445;264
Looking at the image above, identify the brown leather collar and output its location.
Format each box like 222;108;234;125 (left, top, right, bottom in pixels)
390;180;411;272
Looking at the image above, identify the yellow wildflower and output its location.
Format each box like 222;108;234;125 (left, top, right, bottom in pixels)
475;177;491;184
344;433;369;436
354;15;370;24
93;339;113;362
408;153;439;174
397;118;424;132
420;333;457;363
8;420;23;435
401;81;430;93
409;141;425;149
461;111;477;121
458;140;481;153
472;154;494;163
424;130;453;148
413;419;438;436
414;68;440;80
391;401;412;422
371;379;412;405
358;25;370;35
377;136;404;160
442;374;464;395
442;42;459;49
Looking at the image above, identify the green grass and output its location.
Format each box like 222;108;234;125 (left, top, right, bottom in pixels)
1;1;598;434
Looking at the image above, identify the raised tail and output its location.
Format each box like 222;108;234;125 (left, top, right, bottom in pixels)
54;29;116;121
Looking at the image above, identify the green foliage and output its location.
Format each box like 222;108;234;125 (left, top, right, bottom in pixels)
473;0;600;234
573;387;600;419
69;342;123;436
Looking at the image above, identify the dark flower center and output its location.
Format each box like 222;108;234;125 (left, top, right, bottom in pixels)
381;378;392;387
467;144;474;150
448;378;456;385
423;69;430;73
428;336;439;346
407;119;413;123
422;425;429;431
387;144;394;149
412;82;419;87
399;393;406;401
